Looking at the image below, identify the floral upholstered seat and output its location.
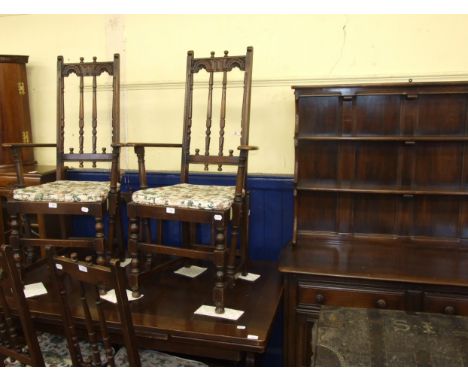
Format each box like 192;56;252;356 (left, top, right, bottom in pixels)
114;347;207;367
13;180;117;203
4;332;118;367
132;183;235;210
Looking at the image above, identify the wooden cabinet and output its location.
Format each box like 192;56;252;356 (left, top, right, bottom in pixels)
0;55;55;246
0;55;35;169
280;82;468;366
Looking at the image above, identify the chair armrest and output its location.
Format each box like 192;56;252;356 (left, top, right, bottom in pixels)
237;145;259;151
115;143;182;190
2;143;56;188
2;143;56;148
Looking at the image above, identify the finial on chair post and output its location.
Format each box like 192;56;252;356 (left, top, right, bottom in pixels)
80;57;84;63
224;50;229;57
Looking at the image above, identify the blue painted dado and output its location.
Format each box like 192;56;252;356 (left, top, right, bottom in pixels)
67;168;294;262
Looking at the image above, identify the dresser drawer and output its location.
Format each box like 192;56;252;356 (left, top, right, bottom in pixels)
423;293;468;316
297;283;405;310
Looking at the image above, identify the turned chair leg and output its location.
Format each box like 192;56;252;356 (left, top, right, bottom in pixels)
95;217;105;266
213;221;226;314
9;213;22;274
20;214;35;265
129;216;141;298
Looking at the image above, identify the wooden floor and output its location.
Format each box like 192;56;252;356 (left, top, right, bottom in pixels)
21;259;283;365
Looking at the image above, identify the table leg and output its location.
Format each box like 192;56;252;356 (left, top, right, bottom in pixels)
245;352;257;366
0;196;5;244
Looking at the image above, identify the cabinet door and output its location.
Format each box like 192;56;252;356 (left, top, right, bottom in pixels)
0;59;34;167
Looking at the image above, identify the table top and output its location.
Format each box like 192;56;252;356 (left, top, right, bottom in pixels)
25;259;283;362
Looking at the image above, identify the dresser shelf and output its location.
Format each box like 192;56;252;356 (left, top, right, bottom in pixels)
296;135;468;142
296;180;468;196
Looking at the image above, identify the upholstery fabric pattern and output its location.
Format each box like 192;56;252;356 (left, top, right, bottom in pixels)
114;347;208;367
13;180;118;203
3;332;115;367
132;183;235;210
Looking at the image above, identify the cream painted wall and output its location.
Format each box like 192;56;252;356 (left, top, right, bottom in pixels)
1;14;468;175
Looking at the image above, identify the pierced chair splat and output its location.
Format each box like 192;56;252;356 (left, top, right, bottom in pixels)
127;47;257;314
4;55;122;273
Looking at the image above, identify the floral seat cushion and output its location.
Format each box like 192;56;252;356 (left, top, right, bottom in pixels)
4;332;116;367
114;347;207;367
13;180;118;203
132;183;235;211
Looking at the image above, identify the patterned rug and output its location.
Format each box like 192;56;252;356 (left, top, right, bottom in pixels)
4;332;207;367
313;306;468;367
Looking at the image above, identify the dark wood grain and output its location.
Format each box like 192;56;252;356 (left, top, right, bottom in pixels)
20;259;282;364
0;55;35;169
279;238;468;287
283;81;468;366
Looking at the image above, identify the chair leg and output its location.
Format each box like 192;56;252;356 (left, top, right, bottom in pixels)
213;222;226;314
107;212;116;264
107;193;124;261
95;217;105;266
227;203;241;285
156;219;163;245
189;222;197;247
181;222;190;248
143;218;152;268
240;192;250;276
59;215;69;239
8;213;22;274
20;214;35;265
180;222;193;268
115;203;125;261
0;312;8;344
106;219;115;265
129;217;141;298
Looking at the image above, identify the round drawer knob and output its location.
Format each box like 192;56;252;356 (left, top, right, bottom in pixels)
444;305;456;315
315;293;325;304
376;299;387;309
